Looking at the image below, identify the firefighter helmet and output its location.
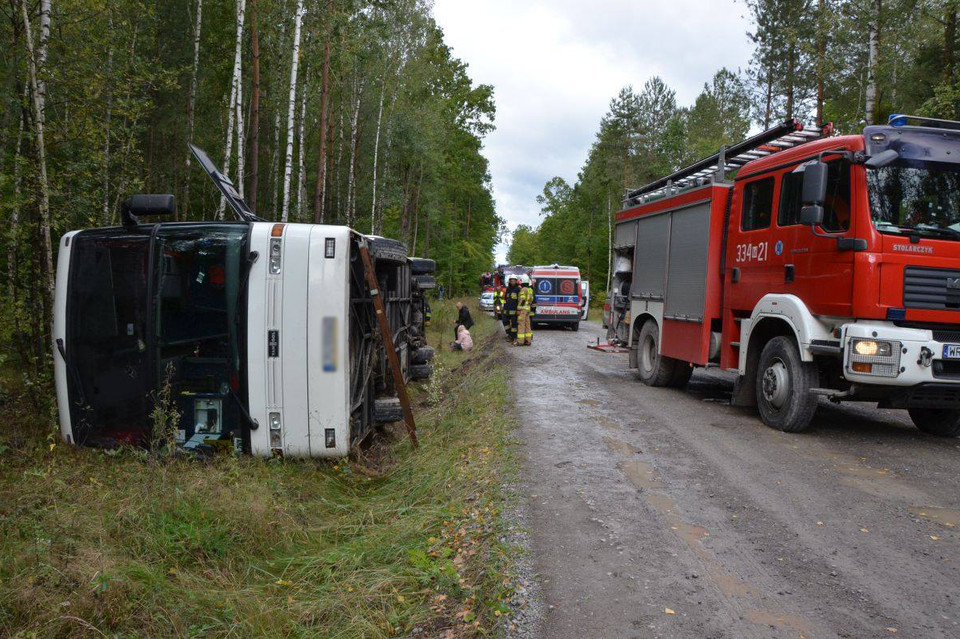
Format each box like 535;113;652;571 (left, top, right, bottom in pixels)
508;273;518;282
520;274;531;285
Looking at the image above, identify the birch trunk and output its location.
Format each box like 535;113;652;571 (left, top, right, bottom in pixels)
21;0;55;336
183;0;203;219
248;0;260;206
280;0;305;222
313;35;332;223
334;95;345;221
369;77;386;233
218;0;246;220
865;0;881;125
8;99;25;299
295;71;309;221
345;74;364;227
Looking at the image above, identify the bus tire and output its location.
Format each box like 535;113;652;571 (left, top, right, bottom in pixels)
908;409;960;437
409;257;436;275
634;320;678;387
755;336;819;433
410;363;433;380
367;236;408;264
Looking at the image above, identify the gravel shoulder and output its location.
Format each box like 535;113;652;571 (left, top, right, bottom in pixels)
507;319;960;639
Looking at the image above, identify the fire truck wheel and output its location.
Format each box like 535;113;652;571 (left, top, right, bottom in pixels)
908;409;960;437
670;363;693;389
755;336;819;433
634;320;679;387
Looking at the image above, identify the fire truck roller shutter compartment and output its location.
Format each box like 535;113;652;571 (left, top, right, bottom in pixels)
614;219;638;250
661;200;714;363
632;214;670;303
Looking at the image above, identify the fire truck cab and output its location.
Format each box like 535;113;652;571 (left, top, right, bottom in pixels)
610;116;960;437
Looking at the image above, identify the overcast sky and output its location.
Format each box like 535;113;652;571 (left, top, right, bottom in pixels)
432;0;755;262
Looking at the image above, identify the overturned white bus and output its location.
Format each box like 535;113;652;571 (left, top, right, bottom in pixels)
52;146;435;458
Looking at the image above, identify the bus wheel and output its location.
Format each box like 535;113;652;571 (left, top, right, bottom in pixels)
755;336;818;433
634;321;677;387
908;409;960;437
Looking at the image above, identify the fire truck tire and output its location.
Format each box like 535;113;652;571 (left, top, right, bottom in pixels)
908;409;960;437
670;363;693;389
755;336;819;433
634;321;679;387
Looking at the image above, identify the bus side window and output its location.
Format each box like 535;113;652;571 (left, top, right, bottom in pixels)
741;177;775;231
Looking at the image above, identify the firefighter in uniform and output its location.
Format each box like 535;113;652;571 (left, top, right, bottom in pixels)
503;274;520;341
516;274;535;346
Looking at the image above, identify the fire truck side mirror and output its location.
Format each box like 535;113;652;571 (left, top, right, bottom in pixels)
801;161;828;206
799;204;824;226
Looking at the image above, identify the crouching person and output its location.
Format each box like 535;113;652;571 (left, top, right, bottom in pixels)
451;324;473;351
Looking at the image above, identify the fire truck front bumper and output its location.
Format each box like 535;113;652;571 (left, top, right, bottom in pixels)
840;322;960;392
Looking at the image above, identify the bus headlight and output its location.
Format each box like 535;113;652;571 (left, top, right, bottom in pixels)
269;412;282;448
848;339;900;377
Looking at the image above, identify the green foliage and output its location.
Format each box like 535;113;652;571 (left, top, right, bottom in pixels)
0;303;520;637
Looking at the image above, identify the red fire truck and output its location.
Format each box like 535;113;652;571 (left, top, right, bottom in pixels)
608;115;960;437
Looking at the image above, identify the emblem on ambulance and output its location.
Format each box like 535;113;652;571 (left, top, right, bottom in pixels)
538;280;552;294
775;240;784;256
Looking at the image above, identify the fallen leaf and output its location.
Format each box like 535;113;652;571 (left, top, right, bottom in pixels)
275;579;292;587
665;608;676;615
886;628;898;633
860;528;870;533
817;521;824;527
931;536;940;541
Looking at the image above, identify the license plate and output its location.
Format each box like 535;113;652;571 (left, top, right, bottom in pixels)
944;344;960;359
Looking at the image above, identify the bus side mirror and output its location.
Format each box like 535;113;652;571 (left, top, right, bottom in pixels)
801;161;828;205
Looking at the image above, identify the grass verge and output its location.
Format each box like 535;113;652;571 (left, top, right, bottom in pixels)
0;299;518;637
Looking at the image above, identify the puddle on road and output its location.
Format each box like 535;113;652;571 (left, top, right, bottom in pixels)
603;436;641;456
909;506;960;528
614;444;813;634
744;610;815;635
593;414;621;431
577;398;602;406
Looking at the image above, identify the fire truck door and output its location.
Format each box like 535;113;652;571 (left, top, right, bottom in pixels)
727;175;784;309
776;161;856;316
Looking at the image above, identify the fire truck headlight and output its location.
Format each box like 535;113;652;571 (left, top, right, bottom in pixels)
848;339;900;377
853;339;892;357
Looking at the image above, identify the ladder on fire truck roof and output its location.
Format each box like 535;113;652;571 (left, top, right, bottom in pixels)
623;118;833;207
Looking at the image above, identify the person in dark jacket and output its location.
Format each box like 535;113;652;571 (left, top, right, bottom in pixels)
454;301;474;339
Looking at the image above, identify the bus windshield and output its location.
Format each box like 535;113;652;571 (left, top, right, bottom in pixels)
66;224;250;447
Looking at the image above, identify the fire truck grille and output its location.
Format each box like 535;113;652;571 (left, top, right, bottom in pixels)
933;330;960;343
903;266;960;311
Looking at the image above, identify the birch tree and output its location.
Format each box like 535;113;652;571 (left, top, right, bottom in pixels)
295;71;309;221
182;0;203;219
20;0;54;334
865;0;881;124
218;0;246;219
280;0;305;222
248;0;261;206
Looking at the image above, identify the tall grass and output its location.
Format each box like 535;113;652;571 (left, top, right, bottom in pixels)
0;300;516;637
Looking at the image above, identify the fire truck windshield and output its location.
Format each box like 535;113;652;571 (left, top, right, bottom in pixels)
867;160;960;240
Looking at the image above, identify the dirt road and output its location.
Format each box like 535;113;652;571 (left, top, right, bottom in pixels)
507;319;960;638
